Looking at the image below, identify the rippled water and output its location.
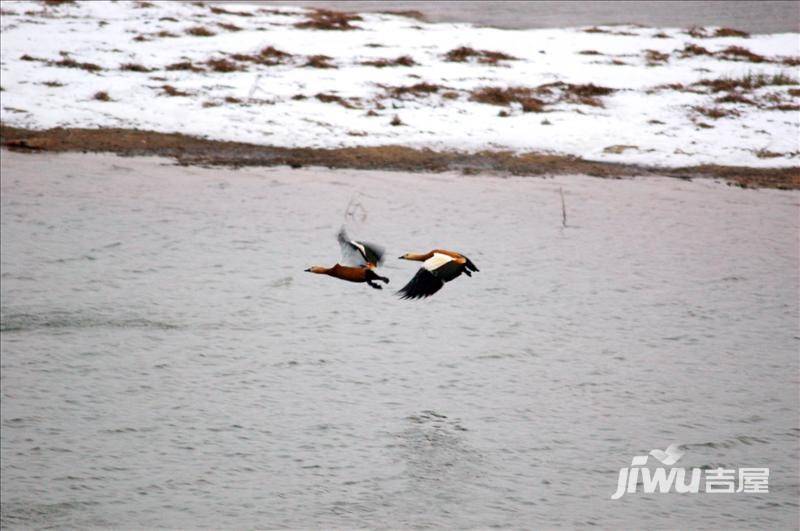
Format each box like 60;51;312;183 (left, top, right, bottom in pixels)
1;151;798;529
259;0;800;33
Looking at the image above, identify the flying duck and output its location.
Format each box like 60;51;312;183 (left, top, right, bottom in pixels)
305;228;389;290
397;250;479;299
337;227;384;269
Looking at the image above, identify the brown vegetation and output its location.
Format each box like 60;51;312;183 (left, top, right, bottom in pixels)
303;55;336;68
210;6;253;16
93;91;111;102
679;43;711;57
205;58;243;72
696;73;798;92
471;82;615;111
361;56;416;67
390;115;404;126
688;26;749;38
52;57;103;72
692;105;740;119
714;92;756;105
186;26;216;37
2;125;796;189
294;9;362;30
387;82;442;98
218;22;243;32
470;87;545;112
644;49;669;64
444;46;517;64
120;62;153;72
315;93;356;108
718;45;766;63
166;61;204;72
161;85;190;96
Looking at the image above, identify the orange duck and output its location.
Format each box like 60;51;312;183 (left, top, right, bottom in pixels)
397;249;479;299
305;228;390;290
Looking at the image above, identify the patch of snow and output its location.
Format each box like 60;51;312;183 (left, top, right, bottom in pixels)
0;1;798;167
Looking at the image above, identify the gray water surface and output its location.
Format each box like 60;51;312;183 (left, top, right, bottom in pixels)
257;0;800;34
1;151;799;529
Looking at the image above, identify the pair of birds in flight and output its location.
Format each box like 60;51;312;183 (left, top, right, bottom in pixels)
305;228;479;299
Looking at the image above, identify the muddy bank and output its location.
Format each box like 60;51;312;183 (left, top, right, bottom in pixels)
1;125;797;189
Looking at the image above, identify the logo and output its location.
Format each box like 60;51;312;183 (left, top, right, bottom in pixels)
611;444;769;500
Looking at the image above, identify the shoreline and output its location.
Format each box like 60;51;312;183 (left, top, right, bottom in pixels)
2;125;798;190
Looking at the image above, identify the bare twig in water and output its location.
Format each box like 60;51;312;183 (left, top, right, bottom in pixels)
560;187;567;228
344;194;367;222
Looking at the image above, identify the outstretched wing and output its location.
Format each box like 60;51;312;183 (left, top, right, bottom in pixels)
397;268;445;299
337;227;385;267
398;254;464;300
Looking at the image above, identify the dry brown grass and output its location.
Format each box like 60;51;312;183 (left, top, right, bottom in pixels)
578;50;602;55
714;27;750;38
470;82;615;111
41;81;65;87
714;92;756;105
754;148;783;159
210;6;253;16
161;85;190;97
224;96;242;104
52;57;103;72
315;93;356;108
644;49;669;64
788;88;800;97
217;22;243;32
166;61;204;72
93;91;111;102
470;87;545;112
228;47;293;66
160;16;178;22
120;63;153;72
718;45;766;63
387;82;442;97
361;55;416;67
205;58;244;73
20;54;44;62
390;115;404;126
294;9;362;30
186;26;216;37
3;125;796;189
444;46;517;64
303;55;336;68
696;72;798;92
692;105;740;119
679;43;712;57
687;26;749;38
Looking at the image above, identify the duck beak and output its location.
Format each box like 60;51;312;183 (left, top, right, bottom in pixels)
304;267;312;272
398;256;405;259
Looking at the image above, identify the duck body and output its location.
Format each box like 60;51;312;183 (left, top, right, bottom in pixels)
397;250;479;299
305;264;390;289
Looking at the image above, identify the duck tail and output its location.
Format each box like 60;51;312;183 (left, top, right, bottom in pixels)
465;258;479;272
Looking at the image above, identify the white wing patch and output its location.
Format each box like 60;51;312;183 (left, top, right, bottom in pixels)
423;252;454;272
352;241;367;261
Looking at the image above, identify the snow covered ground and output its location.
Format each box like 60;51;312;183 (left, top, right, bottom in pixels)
1;0;798;168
